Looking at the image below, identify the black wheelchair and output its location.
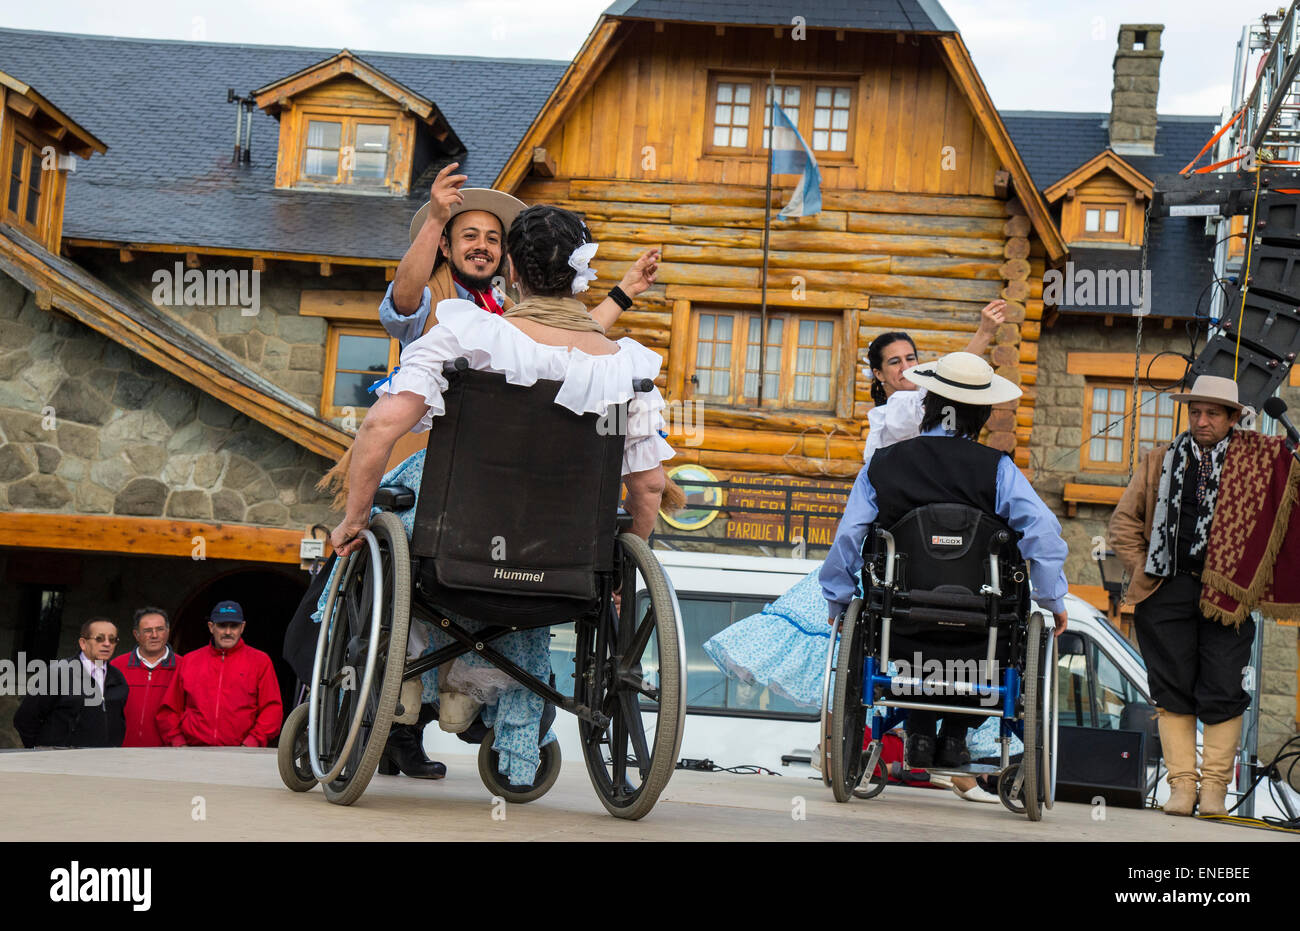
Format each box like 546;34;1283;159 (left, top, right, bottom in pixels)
819;502;1058;820
277;363;686;820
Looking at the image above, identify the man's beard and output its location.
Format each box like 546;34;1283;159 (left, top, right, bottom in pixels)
451;254;499;291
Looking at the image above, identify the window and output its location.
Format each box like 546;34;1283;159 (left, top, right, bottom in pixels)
1056;634;1143;729
321;324;400;417
708;73;856;158
1081;380;1183;472
4;132;45;234
689;309;840;410
297;113;396;189
1079;201;1126;241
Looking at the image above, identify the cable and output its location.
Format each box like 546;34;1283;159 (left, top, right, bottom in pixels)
675;757;781;775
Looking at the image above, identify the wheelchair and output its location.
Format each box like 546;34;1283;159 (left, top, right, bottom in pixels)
278;363;686;820
819;502;1058;820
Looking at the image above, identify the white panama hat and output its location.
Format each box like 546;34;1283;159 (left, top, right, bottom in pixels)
1168;375;1243;412
902;351;1022;405
408;188;528;244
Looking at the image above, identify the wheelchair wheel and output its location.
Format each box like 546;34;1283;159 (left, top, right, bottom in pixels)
277;702;317;792
308;510;411;807
998;762;1026;814
477;728;562;804
829;598;868;803
1019;611;1045;822
817;613;841;788
577;532;684;821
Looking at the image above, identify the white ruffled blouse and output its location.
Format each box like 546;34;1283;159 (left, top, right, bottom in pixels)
378;298;676;475
861;387;927;462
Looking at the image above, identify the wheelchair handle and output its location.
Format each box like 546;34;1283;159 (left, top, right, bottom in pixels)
441;357;470;374
632;377;654;392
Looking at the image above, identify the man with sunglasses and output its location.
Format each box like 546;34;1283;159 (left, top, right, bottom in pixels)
14;618;128;748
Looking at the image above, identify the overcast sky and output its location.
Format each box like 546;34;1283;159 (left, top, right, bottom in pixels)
0;0;1269;116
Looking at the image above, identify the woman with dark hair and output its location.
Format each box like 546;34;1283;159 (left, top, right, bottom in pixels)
861;300;1006;461
315;203;677;788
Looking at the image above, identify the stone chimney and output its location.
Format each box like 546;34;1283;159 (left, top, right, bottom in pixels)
1109;24;1163;155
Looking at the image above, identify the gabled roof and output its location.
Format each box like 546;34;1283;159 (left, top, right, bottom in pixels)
0;69;107;159
0;222;351;458
603;0;958;32
1043;149;1153;202
1002;112;1223;320
252;49;436;121
0;27;567;261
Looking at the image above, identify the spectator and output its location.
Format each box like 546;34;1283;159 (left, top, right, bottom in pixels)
110;606;179;747
14;618;127;748
157;601;283;747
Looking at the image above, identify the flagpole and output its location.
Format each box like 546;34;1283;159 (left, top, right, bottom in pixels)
758;68;775;408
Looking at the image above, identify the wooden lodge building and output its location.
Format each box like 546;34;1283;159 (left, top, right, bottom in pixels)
0;1;1295;751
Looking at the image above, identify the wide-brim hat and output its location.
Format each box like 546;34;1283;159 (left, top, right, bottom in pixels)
1169;374;1243;411
902;351;1022;405
408;188;528;244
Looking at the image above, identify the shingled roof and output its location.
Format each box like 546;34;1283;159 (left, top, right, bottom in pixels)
603;0;958;32
1002;111;1223;320
0;27;567;261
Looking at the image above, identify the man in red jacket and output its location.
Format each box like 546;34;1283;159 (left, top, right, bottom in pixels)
110;606;178;747
157;601;283;747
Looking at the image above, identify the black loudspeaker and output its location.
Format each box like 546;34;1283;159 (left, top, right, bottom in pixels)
1254;191;1300;246
1190;336;1292;411
1247;243;1300;303
1055;725;1148;809
1217;285;1300;362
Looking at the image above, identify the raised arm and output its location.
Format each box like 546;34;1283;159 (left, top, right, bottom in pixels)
591;248;661;331
392;163;465;314
962;299;1006;357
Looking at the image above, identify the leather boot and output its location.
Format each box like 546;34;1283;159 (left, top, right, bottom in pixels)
1198;715;1242;816
1156;708;1198;816
381;723;446;779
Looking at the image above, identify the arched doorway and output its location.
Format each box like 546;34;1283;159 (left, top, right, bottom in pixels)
173;567;308;722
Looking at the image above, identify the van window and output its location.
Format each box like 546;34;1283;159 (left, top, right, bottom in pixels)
1055;633;1142;729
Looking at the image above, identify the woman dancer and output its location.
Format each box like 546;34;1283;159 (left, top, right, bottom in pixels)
703;299;1010;801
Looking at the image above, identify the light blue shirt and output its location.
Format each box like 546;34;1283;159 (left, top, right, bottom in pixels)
378;278;477;348
819;425;1069;619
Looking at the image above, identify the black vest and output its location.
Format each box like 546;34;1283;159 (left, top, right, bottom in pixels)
867;434;1005;529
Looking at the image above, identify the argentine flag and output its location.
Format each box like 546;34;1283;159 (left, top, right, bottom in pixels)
770;101;822;218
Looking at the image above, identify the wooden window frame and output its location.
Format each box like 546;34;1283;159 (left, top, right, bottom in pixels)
685;307;844;412
321;322;400;419
3;126;49;238
292;106;400;192
1080;378;1186;473
1073;199;1129;243
704;72;858;162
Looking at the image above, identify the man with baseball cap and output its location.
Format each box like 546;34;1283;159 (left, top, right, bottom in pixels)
821;351;1069;769
1109;375;1256;818
157;600;283;748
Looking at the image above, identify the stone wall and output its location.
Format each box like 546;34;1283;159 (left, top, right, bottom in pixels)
0;270;336;528
81;252;388;424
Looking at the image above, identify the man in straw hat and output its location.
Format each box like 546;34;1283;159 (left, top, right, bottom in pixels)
1109;375;1260;817
377;162;660;468
821;351;1069;769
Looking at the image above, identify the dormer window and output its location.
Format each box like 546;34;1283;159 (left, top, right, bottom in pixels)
254;50;462;197
1044;150;1153;249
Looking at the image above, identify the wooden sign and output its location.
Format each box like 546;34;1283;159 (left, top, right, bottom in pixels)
722;474;849;547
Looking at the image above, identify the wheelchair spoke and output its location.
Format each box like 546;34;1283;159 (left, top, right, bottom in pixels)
618;691;651;778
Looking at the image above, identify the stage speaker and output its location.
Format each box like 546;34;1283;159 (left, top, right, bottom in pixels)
1055;725;1147;809
1246;243;1300;303
1190;337;1292;411
1253;190;1300;247
1217;284;1300;362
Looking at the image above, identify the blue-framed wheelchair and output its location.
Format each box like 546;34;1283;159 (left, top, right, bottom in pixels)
819;502;1058;820
277;362;686;820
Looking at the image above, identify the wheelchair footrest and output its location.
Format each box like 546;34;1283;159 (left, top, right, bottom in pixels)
925;763;1001;777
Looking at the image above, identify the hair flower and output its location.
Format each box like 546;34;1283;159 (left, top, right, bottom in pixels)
568;242;599;294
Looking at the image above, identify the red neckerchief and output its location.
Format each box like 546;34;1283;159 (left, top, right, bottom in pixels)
451;270;504;315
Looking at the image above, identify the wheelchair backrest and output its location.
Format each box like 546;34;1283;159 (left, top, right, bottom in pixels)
409;368;626;600
872;502;1024;597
